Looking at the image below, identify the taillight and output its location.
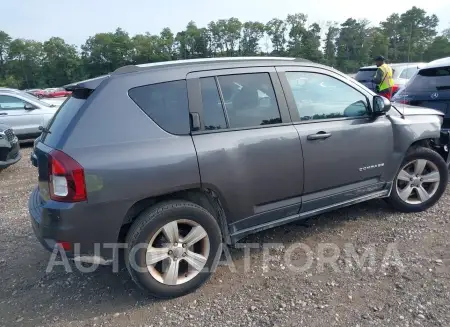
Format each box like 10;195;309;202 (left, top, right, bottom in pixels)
392;84;399;94
48;150;86;202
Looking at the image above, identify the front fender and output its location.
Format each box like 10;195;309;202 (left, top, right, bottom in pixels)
385;113;443;181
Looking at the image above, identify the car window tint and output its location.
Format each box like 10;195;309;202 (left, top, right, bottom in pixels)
286;72;369;121
217;73;281;128
354;69;376;82
399;67;418;79
405;66;450;92
129;80;190;135
200;77;227;130
0;95;26;110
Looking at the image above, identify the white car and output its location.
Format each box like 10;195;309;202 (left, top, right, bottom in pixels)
0;88;61;139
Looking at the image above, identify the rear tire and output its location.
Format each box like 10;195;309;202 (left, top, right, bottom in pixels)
125;200;222;299
387;146;448;212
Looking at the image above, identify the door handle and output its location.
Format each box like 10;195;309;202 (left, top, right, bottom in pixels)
0;113;7;116
307;131;332;140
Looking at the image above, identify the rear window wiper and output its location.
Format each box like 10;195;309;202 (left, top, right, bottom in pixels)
38;126;51;134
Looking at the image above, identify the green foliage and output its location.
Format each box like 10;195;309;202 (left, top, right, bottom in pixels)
0;6;449;89
240;21;265;56
423;36;450;61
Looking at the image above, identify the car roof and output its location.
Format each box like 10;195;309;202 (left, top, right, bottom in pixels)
422;57;450;70
359;62;426;70
65;57;343;91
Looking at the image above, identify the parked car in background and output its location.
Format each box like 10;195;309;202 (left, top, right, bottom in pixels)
355;62;426;95
29;57;450;299
392;57;450;130
0;88;59;139
40;96;68;107
44;87;71;98
25;89;47;98
25;89;41;95
0;124;21;171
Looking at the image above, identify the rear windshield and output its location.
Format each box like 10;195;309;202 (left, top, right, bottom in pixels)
354;69;377;82
41;89;91;148
404;66;450;92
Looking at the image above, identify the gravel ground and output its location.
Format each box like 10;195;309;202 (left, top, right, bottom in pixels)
0;146;449;327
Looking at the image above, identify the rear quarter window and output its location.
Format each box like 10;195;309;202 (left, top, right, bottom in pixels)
128;80;190;135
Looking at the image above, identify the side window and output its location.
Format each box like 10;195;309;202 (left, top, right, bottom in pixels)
399;67;418;79
0;95;27;110
200;77;227;130
217;73;281;129
128;80;190;135
285;72;369;121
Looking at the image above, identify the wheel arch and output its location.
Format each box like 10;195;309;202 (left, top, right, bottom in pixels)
118;187;232;244
408;135;450;164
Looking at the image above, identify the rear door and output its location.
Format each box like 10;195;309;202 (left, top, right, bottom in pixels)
187;67;304;232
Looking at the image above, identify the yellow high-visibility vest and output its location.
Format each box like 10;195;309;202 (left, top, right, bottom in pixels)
376;63;394;91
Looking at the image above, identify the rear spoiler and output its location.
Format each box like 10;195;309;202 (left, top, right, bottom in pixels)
63;74;110;91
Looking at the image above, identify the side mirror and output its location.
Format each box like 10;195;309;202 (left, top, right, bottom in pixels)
372;96;391;116
24;103;36;110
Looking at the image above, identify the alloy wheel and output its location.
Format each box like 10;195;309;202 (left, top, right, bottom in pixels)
395;159;440;205
146;219;210;286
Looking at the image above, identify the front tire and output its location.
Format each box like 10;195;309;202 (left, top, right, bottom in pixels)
125;200;223;299
387;146;448;212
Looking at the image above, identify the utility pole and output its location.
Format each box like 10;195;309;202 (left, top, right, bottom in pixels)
407;22;413;63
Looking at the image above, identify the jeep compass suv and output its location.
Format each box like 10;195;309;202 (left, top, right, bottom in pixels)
29;57;450;298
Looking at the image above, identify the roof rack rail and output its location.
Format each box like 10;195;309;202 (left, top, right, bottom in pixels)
112;56;313;75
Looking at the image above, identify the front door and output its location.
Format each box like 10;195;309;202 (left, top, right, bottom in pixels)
187;67;304;232
278;67;393;211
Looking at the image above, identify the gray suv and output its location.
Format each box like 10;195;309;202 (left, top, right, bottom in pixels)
29;57;450;299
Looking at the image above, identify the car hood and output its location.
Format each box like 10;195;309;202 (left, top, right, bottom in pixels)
392;104;444;116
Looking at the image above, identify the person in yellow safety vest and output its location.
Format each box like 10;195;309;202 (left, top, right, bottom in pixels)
372;55;395;100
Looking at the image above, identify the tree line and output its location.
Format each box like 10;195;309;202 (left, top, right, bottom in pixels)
0;6;449;90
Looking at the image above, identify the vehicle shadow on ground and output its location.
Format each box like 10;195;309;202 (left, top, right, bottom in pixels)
10;198;397;326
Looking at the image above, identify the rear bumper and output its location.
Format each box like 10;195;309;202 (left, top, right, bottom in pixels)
28;186;124;263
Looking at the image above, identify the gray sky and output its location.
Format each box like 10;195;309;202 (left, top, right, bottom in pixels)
4;0;450;47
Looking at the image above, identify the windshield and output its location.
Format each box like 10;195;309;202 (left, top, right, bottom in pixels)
354;69;376;82
404;66;450;92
